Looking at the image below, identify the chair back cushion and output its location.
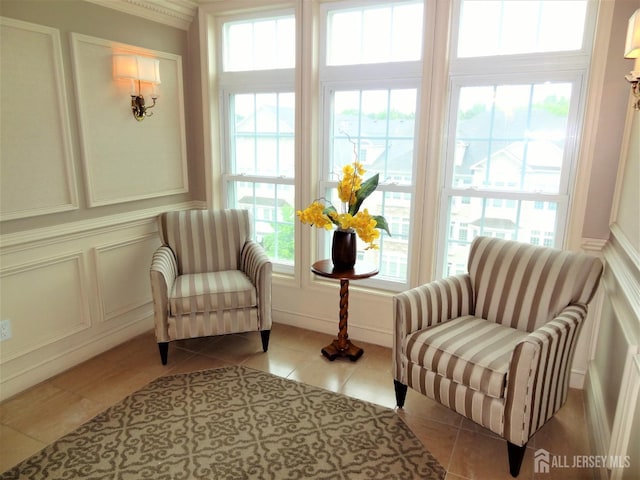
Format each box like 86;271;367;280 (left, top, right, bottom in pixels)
159;209;251;275
467;236;603;332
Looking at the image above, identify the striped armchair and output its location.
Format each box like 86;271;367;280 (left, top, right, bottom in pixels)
150;209;272;365
393;237;603;477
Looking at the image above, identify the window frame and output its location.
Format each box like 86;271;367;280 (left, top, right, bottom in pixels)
436;0;598;277
217;9;297;274
318;0;425;290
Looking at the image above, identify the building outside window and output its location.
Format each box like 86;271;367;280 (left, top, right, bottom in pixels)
211;0;596;285
319;0;424;286
439;0;595;276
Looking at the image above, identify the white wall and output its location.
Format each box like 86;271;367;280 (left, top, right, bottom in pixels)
585;56;640;480
0;0;200;401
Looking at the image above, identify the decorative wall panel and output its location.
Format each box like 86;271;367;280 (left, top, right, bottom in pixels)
0;17;78;220
70;33;188;206
0;253;91;362
94;233;160;322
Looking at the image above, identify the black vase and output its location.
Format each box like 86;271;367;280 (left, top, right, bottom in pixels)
331;229;357;270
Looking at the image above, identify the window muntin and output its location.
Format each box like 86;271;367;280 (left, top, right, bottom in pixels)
457;1;588;58
227;181;295;266
330;89;416;185
326;1;423;66
320;0;424;287
440;77;578;273
230;92;295;177
439;0;594;277
223;16;295;72
444;195;560;275
321;86;417;283
453;82;573;194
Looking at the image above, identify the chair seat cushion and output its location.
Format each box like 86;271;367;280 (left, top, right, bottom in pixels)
404;316;529;399
170;271;257;316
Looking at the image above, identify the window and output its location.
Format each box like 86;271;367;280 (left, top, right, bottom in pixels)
320;0;424;286
205;0;596;288
219;13;296;270
457;0;588;57
438;0;594;275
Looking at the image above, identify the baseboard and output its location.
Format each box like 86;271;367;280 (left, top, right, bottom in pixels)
570;367;586;389
0;316;153;402
273;309;393;348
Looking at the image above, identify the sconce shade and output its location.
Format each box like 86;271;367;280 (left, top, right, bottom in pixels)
625;9;640;59
114;55;161;84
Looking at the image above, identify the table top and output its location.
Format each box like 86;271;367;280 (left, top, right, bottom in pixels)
311;259;379;280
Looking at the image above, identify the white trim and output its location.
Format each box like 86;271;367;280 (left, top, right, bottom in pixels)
85;0;197;30
606;225;640;321
0;17;79;221
70;33;189;207
0;252;92;363
93;233;160;322
0;316;153;402
0;201;200;252
585;363;612;480
609;354;640;479
566;0;614;250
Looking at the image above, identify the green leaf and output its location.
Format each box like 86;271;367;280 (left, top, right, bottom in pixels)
372;215;391;236
323;204;340;226
349;173;379;215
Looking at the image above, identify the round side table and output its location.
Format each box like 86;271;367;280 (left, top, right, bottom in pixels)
311;259;379;361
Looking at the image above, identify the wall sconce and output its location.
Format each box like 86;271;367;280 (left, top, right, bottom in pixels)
624;9;640;110
114;55;161;121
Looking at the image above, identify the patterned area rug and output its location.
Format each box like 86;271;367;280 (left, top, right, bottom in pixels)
1;366;444;479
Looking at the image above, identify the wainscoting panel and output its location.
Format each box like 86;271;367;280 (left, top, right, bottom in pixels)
0;252;91;362
586;225;640;479
0;17;78;220
94;233;161;323
70;33;188;206
0;204;196;401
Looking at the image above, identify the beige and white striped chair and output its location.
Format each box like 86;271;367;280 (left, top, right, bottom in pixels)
393;236;603;477
150;209;272;365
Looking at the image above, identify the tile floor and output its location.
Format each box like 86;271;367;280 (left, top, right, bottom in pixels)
0;323;597;479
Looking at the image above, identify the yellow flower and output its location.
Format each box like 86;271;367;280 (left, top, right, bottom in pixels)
297;159;389;250
297;201;333;230
337;162;365;204
351;209;380;250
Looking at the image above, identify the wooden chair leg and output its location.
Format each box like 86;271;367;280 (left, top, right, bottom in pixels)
158;342;169;365
507;441;527;477
260;330;271;352
394;380;408;408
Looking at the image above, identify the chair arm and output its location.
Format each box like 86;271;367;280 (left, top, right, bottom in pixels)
392;274;473;382
503;304;587;446
150;246;178;343
241;240;272;330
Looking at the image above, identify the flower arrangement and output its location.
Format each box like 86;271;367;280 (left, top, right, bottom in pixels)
297;159;390;250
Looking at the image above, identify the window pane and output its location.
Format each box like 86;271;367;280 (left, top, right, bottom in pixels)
231;92;295;177
327;2;423;66
331;89;416;184
444;196;558;275
454;82;572;194
224;16;295;71
457;1;587;57
229;182;295;265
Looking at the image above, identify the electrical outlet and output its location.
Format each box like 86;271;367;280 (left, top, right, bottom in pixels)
0;319;12;341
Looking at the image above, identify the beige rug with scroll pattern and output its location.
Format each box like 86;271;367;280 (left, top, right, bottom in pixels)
1;366;444;479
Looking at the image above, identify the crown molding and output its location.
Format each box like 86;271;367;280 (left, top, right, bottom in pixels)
85;0;198;30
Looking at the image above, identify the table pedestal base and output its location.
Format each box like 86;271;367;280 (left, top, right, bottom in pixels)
321;338;364;362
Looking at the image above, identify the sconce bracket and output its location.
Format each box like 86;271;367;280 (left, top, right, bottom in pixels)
625;73;640;110
130;94;158;121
